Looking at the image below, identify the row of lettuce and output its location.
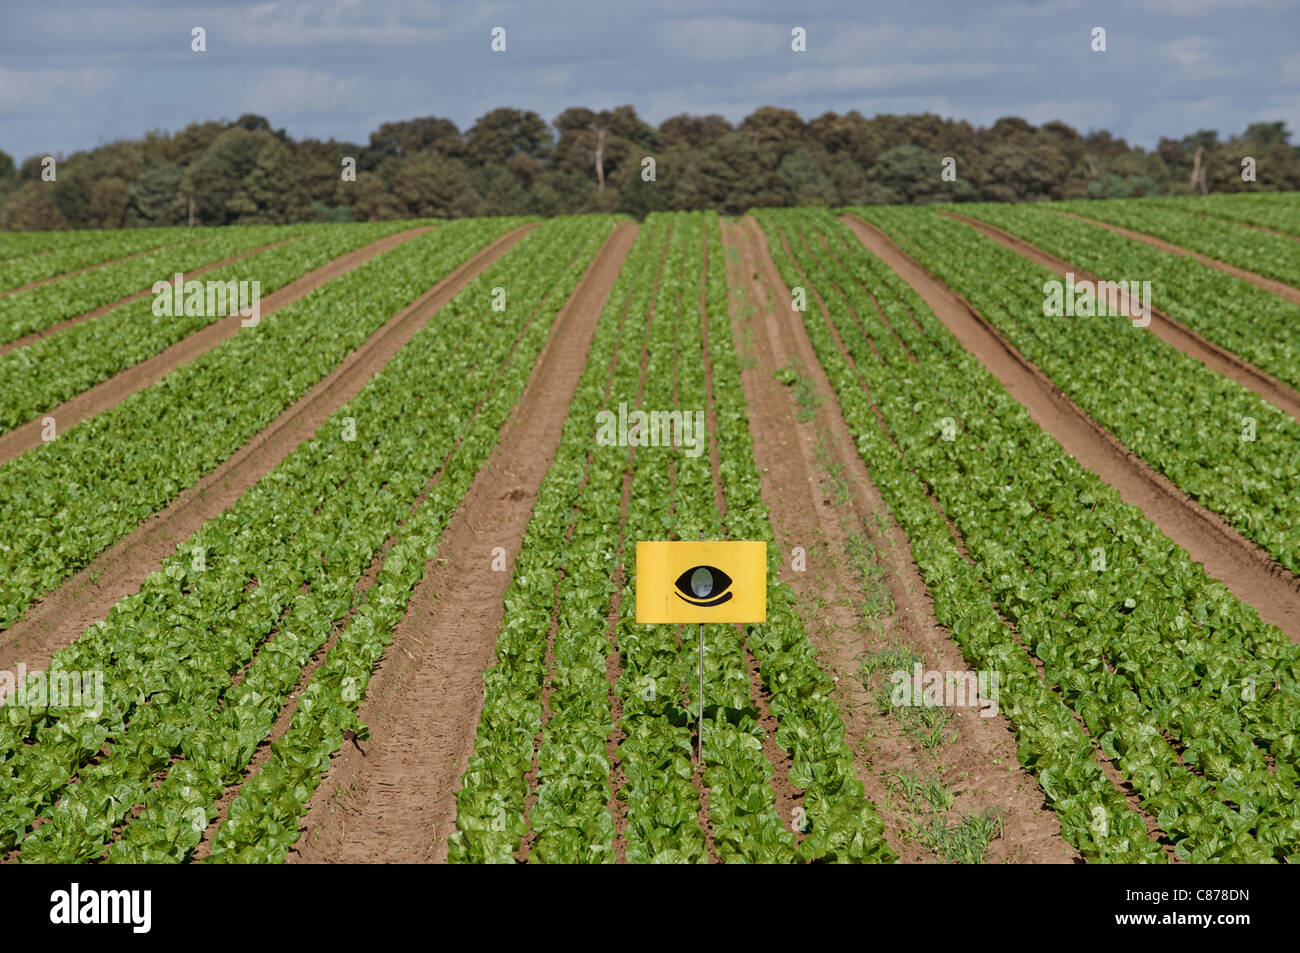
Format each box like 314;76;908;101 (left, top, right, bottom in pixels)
450;211;894;864
0;225;209;293
2;223;302;347
1153;191;1300;238
0;226;181;263
0;221;423;431
0;217;525;633
949;202;1300;395
759;206;1299;862
1047;197;1300;287
0;213;616;861
850;204;1300;576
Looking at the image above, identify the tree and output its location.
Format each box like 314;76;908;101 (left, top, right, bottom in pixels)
982;144;1069;201
807;110;885;166
4;105;1299;229
466;108;552;167
552;105;659;206
1155;137;1189;184
472;163;533;216
739;106;806;170
683;133;762;214
867;145;942;203
778;150;838;206
51;175;92;228
89;176;130;228
183;128;263;224
365;116;463;167
1243;122;1289;146
182;128;308;224
233;113;275;134
659;114;733;149
295;139;354;205
168;121;230;167
0;182;69;229
532;168;595;215
391;153;478;218
1037;121;1086;169
230;135;310;223
127;162;186;225
349;171;404;221
618;171;668;219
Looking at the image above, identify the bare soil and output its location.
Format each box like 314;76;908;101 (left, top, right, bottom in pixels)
727;217;1076;863
289;223;637;864
843;213;1300;642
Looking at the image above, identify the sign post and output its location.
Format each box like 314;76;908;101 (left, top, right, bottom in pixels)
635;540;767;762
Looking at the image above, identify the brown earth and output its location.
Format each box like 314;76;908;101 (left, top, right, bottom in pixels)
0;236;294;355
289;222;637;864
0;227;433;465
1055;208;1300;306
727;217;1076;863
0;225;537;677
942;211;1300;423
842;213;1300;642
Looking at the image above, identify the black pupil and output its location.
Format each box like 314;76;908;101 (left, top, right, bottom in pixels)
690;567;713;597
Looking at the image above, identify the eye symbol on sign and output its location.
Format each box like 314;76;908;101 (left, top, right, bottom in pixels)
674;565;733;607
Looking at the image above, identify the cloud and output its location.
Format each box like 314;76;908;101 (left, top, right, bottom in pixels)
753;62;1005;98
655;17;785;61
1158;35;1211;69
0;67;117;114
1137;0;1290;13
238;68;361;119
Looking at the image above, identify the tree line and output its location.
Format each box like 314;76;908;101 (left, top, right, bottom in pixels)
1;106;1295;230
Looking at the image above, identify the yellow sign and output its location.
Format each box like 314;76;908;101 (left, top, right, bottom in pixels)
635;541;767;624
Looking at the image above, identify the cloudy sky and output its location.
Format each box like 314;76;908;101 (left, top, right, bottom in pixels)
2;0;1296;162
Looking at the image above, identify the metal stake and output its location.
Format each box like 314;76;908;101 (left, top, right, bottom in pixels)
697;530;705;765
697;622;704;763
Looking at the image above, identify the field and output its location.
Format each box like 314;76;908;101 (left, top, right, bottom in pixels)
0;192;1297;864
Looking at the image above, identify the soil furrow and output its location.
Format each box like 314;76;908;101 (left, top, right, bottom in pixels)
193;448;444;861
288;222;637;864
843;213;1300;642
732;216;1076;863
